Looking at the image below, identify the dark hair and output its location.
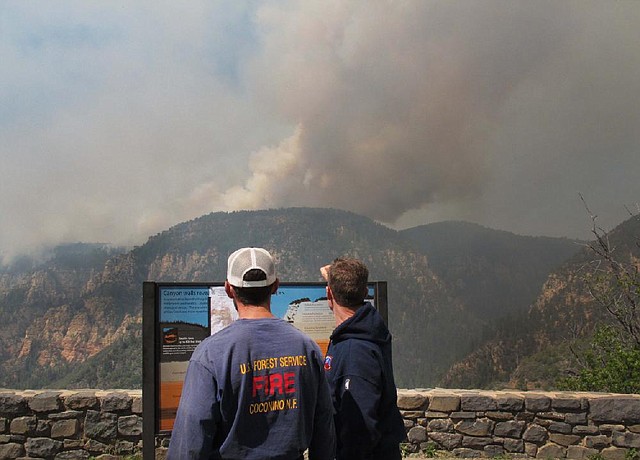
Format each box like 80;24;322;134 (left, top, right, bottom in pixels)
328;258;368;308
233;269;274;305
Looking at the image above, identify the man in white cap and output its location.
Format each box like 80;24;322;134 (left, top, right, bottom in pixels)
168;247;335;460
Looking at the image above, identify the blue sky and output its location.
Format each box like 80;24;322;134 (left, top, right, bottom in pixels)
1;1;640;261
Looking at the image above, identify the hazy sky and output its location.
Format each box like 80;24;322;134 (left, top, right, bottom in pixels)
2;1;639;260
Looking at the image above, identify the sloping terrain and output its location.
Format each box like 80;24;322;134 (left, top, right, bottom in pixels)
0;208;586;389
441;214;640;389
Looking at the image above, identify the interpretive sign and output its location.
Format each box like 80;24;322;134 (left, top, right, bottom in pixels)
142;281;387;459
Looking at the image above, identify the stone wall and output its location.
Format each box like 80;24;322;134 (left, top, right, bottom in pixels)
2;389;640;459
398;389;640;459
0;390;142;459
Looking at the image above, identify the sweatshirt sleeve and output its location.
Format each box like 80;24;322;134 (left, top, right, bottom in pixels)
334;343;383;459
308;357;337;460
167;360;219;460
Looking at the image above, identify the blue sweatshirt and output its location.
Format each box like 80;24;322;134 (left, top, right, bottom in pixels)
168;317;336;460
324;303;406;460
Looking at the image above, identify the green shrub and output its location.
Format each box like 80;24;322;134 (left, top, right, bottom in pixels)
558;325;640;393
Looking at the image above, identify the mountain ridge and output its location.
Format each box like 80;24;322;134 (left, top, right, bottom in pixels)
440;213;640;389
0;207;596;389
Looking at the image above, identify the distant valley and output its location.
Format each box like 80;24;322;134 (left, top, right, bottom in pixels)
2;207;634;390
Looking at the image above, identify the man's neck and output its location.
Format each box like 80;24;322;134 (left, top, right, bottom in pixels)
333;303;357;326
237;304;275;319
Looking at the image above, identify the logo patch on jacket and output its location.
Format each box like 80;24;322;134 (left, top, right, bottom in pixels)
324;355;332;370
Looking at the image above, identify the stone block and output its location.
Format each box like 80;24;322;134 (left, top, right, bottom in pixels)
449;411;476;420
612;431;640;448
460;394;497;411
0;443;25;459
573;424;599;435
131;396;143;414
85;438;109;454
494;420;526;438
429;395;460;412
425;411;449;419
452;447;482;457
484;444;505;458
534;417;551;427
548;421;573;434
565;412;588;425
0;417;5;433
504;438;525;453
590;397;640;424
537;411;565;421
25;437;63;458
427;418;453;432
525;442;538;457
523;424;548;443
101;392;132;412
65;392;99;411
486;411;514;421
10;416;37;435
552;397;586;412
461;436;493;449
118;415;142;437
584;435;611;449
54;449;90;459
5;434;25;443
525;394;551;412
155;448;169;460
407;425;427;443
29;391;62;413
536;442;566;459
400;410;424;418
549;433;581;447
64;439;84;449
397;392;428;411
600;424;626;433
601;446;629;460
51;419;78;438
455;419;493;436
0;393;27;415
428;432;463;450
567;445;598;459
35;420;49;437
49;410;82;420
84;410;117;441
515;411;535;422
497;394;524;411
114;439;136;454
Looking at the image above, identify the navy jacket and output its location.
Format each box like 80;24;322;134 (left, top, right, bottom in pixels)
324;303;406;460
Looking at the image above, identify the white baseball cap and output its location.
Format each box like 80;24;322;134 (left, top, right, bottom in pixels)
227;247;277;288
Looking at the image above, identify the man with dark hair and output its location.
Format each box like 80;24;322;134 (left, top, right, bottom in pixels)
168;247;335;460
321;257;406;460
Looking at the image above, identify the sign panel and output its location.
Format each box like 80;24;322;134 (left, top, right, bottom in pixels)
157;286;212;431
142;281;387;459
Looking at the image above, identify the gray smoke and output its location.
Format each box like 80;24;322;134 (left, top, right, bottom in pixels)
1;1;639;261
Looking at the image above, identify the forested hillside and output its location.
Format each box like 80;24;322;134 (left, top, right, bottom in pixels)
441;214;640;390
0;208;585;389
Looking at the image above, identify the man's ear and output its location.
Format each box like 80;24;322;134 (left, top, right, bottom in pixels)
271;278;280;294
224;281;234;299
326;286;334;310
